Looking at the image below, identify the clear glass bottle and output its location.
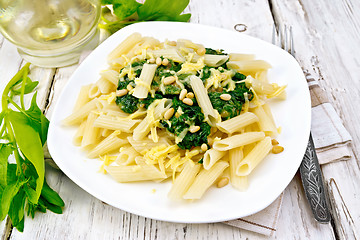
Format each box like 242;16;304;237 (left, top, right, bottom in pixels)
0;0;101;67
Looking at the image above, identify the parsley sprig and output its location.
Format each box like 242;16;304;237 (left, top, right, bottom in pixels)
0;64;64;232
100;0;191;34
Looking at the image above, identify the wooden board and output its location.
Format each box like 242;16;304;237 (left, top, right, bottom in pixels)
1;0;360;239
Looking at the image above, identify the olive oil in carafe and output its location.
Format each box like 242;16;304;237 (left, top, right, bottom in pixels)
0;0;101;66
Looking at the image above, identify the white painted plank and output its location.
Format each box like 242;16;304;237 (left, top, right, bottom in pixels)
274;175;335;239
270;0;360;239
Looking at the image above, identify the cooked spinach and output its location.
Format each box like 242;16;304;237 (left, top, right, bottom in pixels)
115;94;139;113
161;98;211;149
178;123;211;149
209;81;253;120
205;48;227;55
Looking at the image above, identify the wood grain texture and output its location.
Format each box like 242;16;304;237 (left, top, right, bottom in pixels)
2;0;360;239
270;1;360;239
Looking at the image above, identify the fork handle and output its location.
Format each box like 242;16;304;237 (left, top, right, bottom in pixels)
299;133;331;223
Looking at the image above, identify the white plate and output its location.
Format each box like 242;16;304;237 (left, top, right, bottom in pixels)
48;22;311;223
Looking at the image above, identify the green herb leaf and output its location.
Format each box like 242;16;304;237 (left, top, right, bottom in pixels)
8;189;26;232
41;180;64;207
0;63;64;231
137;0;190;22
0;177;26;221
11;77;39;95
8;111;44;203
99;0;191;34
0;144;13;188
25;93;49;146
113;0;141;20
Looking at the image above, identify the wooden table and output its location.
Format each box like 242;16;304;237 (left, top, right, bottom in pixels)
1;0;359;239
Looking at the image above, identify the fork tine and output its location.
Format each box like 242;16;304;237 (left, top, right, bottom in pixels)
272;24;277;45
272;23;282;48
273;24;295;57
289;26;295;57
284;25;288;52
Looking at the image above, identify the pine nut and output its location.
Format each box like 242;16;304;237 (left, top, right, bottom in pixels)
189;125;200;133
220;93;231;101
217;177;229;188
196;47;206;56
162;58;169;66
126;84;133;91
272;145;284;154
186;92;194;98
179;89;187;100
271;139;279;145
201;143;208;152
148;58;155;64
163;76;176;85
182;97;193;106
116;89;128;97
156;57;162;65
175;112;180;118
164;108;175;120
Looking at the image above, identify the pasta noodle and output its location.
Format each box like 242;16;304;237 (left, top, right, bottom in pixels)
64;33;286;201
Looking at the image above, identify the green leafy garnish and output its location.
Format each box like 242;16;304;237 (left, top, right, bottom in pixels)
100;0;191;34
161;98;211;149
0;64;64;232
205;48;227;55
209;81;253;121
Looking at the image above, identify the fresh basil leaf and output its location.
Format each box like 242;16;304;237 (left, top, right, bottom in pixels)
0;144;14;188
11;77;39;95
0;111;5;124
112;0;141;20
24;185;38;204
25;93;49;146
40;196;63;214
41;180;64;207
8;188;26;232
137;0;191;22
8;111;44;204
0;177;26;221
7;164;18;184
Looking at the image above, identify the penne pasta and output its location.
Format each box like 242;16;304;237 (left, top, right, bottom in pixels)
81;112;100;148
87;131;128;158
251;105;278;137
236;137;272;176
149;48;185;62
226;60;272;72
132;63;158;99
203;54;229;67
216;112;259;134
203;148;226;170
105;164;167;182
93;114;140;132
63;98;99;125
229;147;248;190
212;132;265;151
100;69;120;86
168;161;201;200
116;145;140;165
107;32;143;61
189;75;218;126
73;84;91;112
183;161;229;200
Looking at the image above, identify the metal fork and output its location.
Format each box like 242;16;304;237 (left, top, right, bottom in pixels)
272;25;331;223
